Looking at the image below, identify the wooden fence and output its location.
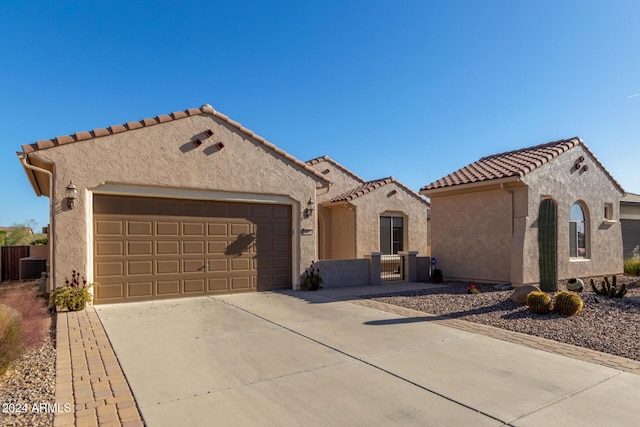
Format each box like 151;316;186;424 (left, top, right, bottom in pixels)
1;246;30;282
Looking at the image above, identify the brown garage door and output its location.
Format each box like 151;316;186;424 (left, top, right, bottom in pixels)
93;195;291;304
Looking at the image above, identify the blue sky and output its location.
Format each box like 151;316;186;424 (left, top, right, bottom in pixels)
1;1;639;230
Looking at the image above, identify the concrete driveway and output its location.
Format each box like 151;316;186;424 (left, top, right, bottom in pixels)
96;287;640;426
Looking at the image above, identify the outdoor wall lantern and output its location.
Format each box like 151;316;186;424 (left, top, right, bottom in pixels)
66;181;78;209
304;198;315;218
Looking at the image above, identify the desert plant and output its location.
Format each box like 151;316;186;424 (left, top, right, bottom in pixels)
431;269;443;283
538;198;558;292
526;291;552;314
590;275;626;298
302;261;323;291
624;258;640;275
50;270;94;311
0;304;22;376
467;284;480;294
554;291;584;315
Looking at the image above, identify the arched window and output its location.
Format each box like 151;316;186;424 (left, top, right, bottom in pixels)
570;203;587;258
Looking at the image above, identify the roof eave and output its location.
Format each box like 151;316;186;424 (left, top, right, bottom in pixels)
420;176;522;197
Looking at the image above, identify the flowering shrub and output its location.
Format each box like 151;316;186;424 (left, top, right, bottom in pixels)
302;261;323;291
50;270;96;311
467;284;480;294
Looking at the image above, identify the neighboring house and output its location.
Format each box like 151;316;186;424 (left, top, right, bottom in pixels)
420;137;624;286
18;104;328;303
305;156;429;260
621;193;640;259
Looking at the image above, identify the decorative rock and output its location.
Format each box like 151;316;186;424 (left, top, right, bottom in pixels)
511;285;541;304
495;284;513;291
567;278;584;292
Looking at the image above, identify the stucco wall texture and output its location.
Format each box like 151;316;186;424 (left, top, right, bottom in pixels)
520;145;624;283
429;145;623;286
351;183;429;258
28;114;322;289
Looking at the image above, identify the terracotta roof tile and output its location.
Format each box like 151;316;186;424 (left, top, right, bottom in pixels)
55;135;74;145
19;104;329;184
109;125;126;134
421;137;624;194
92;128;110;137
421;138;580;191
74;131;92;141
330;177;429;206
141;117;157;126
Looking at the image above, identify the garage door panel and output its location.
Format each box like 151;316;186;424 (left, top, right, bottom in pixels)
96;261;124;277
157;241;180;255
183;222;205;236
94;195;291;304
208;223;228;236
208;241;227;254
128;221;153;236
208;259;228;271
157;222;180;236
157;260;180;274
207;278;228;292
183;241;205;254
157;280;181;296
128;241;153;255
184;279;205;293
231;258;251;271
128;261;153;275
96;241;123;256
231;276;251;290
128;281;153;298
96;220;123;235
96;283;124;300
184;259;206;273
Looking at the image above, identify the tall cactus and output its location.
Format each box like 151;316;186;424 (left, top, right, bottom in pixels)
538;198;558;292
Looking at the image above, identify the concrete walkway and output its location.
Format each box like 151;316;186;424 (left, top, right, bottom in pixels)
56;282;640;426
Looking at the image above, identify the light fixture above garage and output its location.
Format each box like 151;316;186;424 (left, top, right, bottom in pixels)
66;181;78;209
304;198;314;218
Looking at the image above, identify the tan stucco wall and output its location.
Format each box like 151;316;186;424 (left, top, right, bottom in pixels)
521;146;624;283
329;205;356;259
308;158;364;203
28;114;322;289
351;183;429;258
429;188;513;282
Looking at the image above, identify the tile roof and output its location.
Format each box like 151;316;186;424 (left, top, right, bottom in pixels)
20;104;329;183
306;155;366;183
421;137;624;193
621;192;640;204
330;177;429;205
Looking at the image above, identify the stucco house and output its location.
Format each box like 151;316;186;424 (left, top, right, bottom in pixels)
420;137;624;286
18;104;428;304
305;156;429;260
621;192;640;259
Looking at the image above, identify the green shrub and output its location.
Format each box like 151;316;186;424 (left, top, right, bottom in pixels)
0;304;23;376
624;258;640;275
50;270;95;311
526;291;552;314
554;291;584;316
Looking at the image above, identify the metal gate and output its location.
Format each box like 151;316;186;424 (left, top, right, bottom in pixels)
380;254;404;282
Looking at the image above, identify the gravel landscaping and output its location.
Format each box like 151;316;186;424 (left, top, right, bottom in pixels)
369;275;640;361
1;282;55;427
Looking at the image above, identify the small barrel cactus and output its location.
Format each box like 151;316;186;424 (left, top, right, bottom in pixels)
554;291;584;316
526;291;552;314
